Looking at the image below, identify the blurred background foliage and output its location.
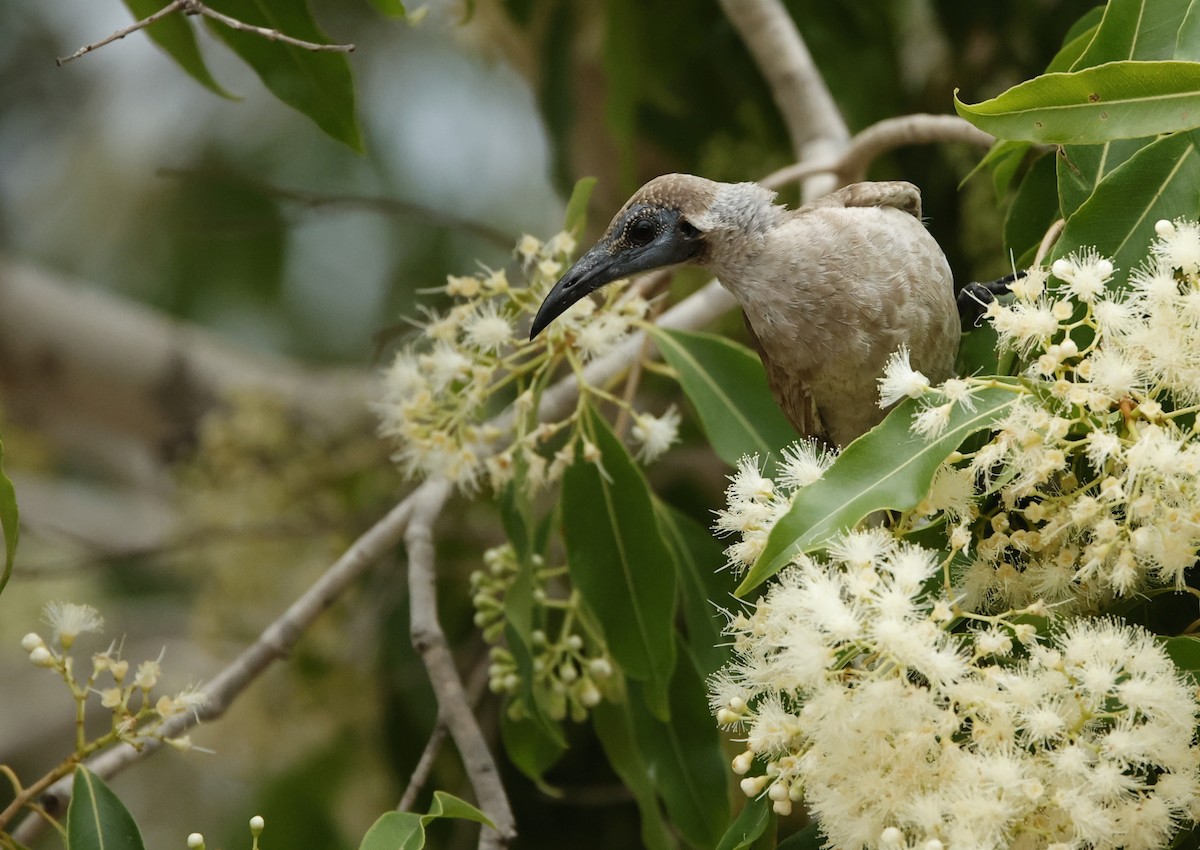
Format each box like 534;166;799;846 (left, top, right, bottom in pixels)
0;1;1096;848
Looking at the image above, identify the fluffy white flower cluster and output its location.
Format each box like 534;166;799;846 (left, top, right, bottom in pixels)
374;232;674;493
711;533;1200;850
712;440;838;574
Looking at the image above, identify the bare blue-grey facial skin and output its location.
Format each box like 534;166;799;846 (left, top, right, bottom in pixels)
528;205;704;339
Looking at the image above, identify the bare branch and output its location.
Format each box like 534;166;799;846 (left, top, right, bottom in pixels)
1033;219;1066;268
717;0;848;199
56;0;353;68
56;0;187;66
759;114;995;191
191;2;355;54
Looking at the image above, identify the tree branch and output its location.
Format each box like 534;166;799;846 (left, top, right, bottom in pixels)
717;0;848;199
56;0;353;67
759;113;994;191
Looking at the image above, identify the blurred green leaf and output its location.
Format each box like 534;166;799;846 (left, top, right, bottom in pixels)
358;792;492;850
960;139;1029;198
564;407;677;719
651;328;797;471
956;322;1001;378
602;0;640;191
1063;4;1107;43
740;387;1020;595
1052;130;1200;276
0;434;17;598
954;61;1200;144
715;797;772;850
500;712;565;794
1047;25;1098;73
564;176;598;238
627;658;731;850
364;0;407;18
1161;635;1200;685
592;701;675;850
1070;0;1192;70
777;822;823;850
122;0;234;98
203;0;362;151
656;504;730;676
67;767;146;850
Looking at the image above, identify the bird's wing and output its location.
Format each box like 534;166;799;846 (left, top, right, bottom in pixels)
803;181;922;220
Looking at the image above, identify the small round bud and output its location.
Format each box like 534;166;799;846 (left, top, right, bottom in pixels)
578;680;602;707
1051;258;1071;279
880;827;904;849
558;662;578;684
20;633;42;652
731;751;754;775
187;834;205;850
728;696;745;710
924;841;944;850
716;708;741;726
565;634;584;651
531;630;547;646
1096;258;1113;277
249;815;265;834
29;646;55;667
1156;219;1176;237
739;775;768;797
588;657;613;679
771;798;792;816
767;782;789;802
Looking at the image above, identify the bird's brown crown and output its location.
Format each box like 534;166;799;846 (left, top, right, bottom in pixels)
613;174;720;225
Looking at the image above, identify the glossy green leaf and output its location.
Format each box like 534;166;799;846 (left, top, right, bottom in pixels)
651;327;797;470
656;503;730;676
1052;130;1200;276
1162;635;1200;685
1058;136;1158;218
121;0;234;97
564;176;598;238
67;767;146;850
627;659;731;850
1071;0;1192;70
740;387;1020;594
592;701;675;850
202;0;362;151
563;406;677;718
715;797;772;850
0;434;17;598
954;61;1200;144
358;793;493;850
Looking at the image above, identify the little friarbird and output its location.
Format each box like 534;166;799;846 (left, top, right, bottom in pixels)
529;175;960;447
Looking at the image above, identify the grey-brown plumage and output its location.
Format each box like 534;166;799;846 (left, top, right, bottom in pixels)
530;174;960;447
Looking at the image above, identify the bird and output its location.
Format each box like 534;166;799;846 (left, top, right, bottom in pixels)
529;174;961;448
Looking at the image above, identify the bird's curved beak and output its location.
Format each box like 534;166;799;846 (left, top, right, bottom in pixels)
529;240;637;339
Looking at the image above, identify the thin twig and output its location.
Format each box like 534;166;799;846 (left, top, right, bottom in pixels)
57;0;187;66
398;654;492;812
192;3;355;53
759;114;994;191
56;0;353;68
1033;219;1066;268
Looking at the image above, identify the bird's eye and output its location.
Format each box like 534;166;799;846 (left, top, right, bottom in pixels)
627;218;656;245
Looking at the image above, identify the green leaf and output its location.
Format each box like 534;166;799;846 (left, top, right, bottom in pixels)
959;139;1029;198
739;386;1020;595
1162;635;1200;685
954;60;1200;144
202;0;363;151
1047;25;1098;73
121;0;234;98
563;407;677;718
1057;136;1158;218
627;659;731;850
564;176;598;238
777;822;823;850
651;328;797;470
592;701;675;850
1051;130;1200;277
67;767;146;850
1180;0;1200;60
1063;4;1107;44
1004;152;1059;260
364;0;407;18
715;797;772;850
500;712;566;794
1071;0;1193;70
655;503;730;676
358;793;493;850
0;434;17;599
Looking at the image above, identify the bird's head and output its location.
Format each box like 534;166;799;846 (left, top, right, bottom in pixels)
529;174;720;339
